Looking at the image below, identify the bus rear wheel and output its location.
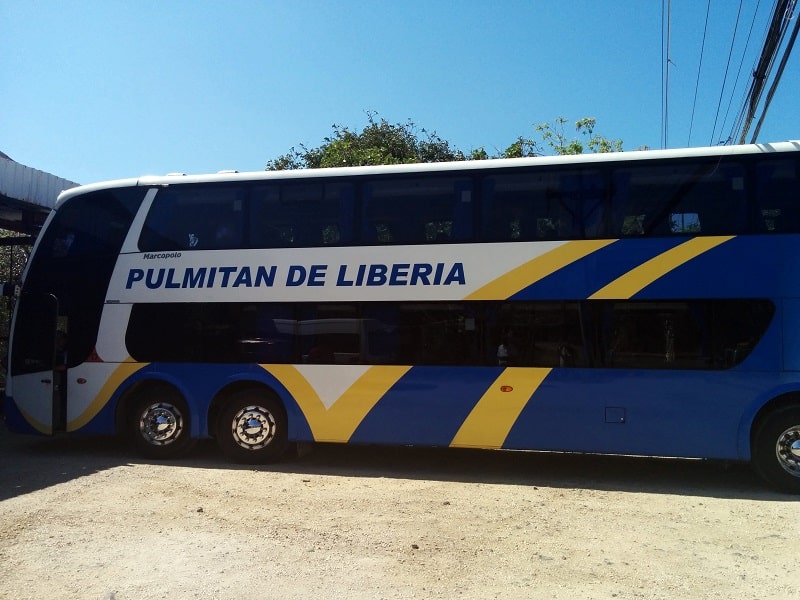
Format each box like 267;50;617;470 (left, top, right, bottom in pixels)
216;390;288;464
752;405;800;494
130;387;196;459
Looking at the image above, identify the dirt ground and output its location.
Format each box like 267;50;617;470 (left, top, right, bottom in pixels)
0;420;798;600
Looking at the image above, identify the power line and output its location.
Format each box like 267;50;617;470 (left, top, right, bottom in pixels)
688;0;712;146
710;0;744;145
737;0;795;143
750;6;800;141
719;0;762;144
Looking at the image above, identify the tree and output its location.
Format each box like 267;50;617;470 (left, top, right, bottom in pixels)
266;112;622;170
533;117;623;155
267;112;468;170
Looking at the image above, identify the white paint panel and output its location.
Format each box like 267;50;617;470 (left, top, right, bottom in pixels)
106;241;565;303
294;365;371;409
10;373;53;430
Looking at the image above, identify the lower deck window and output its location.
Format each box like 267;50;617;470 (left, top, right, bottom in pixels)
125;299;774;370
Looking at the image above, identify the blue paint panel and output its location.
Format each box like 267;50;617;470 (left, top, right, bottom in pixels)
2;395;40;434
502;368;784;460
511;238;684;300
350;366;502;446
634;236;784;299
781;299;800;371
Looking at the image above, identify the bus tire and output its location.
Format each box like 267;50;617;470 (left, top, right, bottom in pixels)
130;386;196;460
216;390;289;464
751;405;800;494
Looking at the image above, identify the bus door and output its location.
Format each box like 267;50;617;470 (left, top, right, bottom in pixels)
9;292;65;434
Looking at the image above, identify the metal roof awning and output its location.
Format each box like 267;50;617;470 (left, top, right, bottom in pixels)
0;153;80;234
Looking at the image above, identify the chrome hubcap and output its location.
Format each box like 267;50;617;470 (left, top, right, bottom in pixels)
139;402;184;446
231;405;276;451
775;425;800;477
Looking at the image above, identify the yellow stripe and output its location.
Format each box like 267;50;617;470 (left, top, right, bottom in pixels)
68;362;149;431
465;240;616;301
589;236;734;300
451;367;551;449
261;364;411;442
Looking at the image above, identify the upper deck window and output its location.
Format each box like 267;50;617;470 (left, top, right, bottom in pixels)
756;158;800;232
249;182;354;248
139;186;245;251
361;177;472;244
611;160;746;236
481;169;606;241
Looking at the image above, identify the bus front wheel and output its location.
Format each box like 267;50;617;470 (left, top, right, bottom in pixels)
752;405;800;494
130;387;196;459
216;390;288;464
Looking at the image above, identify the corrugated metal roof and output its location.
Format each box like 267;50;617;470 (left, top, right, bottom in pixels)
0;155;79;210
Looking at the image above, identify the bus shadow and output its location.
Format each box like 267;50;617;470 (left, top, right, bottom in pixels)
187;440;785;501
0;425;789;502
0;427;132;502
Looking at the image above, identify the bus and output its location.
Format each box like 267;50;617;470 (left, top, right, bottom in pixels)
4;141;800;493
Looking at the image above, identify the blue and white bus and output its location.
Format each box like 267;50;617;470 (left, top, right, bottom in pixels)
5;141;800;492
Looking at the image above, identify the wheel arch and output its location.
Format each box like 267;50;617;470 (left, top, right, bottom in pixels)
740;389;800;459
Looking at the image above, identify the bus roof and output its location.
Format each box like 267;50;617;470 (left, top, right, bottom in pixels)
55;139;800;206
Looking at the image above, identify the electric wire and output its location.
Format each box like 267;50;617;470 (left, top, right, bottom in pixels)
665;0;672;148
737;0;793;143
688;0;712;146
710;0;744;145
719;0;761;144
750;5;800;141
729;1;769;143
661;0;666;149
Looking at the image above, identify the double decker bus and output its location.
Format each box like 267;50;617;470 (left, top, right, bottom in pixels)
5;141;800;492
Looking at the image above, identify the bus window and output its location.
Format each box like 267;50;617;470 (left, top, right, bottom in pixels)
596;299;774;369
127;303;296;363
139;186;245;251
249;182;354;248
295;304;361;364
611;160;746;237
756;158;800;232
481;169;606;241
390;303;480;365
361;177;472;244
13;188;144;375
489;302;586;367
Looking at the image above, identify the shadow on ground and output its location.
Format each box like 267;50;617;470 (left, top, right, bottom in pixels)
0;422;788;502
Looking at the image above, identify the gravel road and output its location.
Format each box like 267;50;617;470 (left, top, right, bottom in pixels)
0;422;798;600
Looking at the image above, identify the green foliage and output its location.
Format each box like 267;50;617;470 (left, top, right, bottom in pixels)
266;112;623;170
0;229;31;381
534;117;623;156
267;112;466;170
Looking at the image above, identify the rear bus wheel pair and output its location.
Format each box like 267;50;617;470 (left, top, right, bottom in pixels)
129;387;288;464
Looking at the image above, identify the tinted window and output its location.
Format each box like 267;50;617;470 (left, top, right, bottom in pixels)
755;157;800;232
125;299;774;370
249;182;354;248
611;160;746;236
362;177;472;244
491;302;586;367
482;170;606;241
127;303;295;363
14;188;145;374
595;299;774;369
139;186;245;251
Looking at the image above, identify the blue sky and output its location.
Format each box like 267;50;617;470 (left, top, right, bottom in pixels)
2;1;798;185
